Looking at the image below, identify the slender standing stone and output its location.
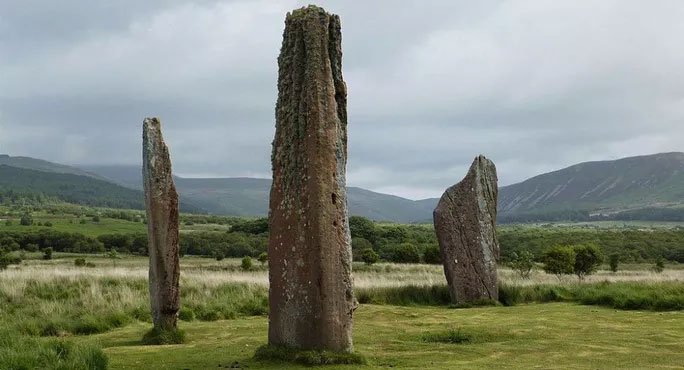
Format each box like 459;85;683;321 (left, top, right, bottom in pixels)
433;155;499;304
268;5;354;352
142;117;180;331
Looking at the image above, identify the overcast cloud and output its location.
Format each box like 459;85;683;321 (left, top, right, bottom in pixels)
1;0;682;199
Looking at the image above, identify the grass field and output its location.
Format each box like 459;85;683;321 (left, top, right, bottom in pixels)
2;255;683;369
94;303;684;369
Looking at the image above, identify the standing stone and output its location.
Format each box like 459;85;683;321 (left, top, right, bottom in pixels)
268;5;354;352
142;117;180;331
433;155;499;304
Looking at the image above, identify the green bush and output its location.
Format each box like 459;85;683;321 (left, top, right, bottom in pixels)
42;247;53;260
653;258;665;273
609;254;620;273
360;248;379;265
241;256;253;271
178;307;196;321
74;258;86;267
19;213;33;226
257;252;268;265
543;246;575;279
510;251;535;279
573;243;604;280
423;244;442;264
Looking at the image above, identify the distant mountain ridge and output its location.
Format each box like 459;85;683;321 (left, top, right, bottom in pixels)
497;152;684;220
2;152;683;222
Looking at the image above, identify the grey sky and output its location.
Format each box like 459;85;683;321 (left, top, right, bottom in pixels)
1;0;682;199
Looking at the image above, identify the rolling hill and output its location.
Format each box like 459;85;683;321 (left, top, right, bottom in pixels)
3;152;683;222
81;165;434;221
496;152;684;221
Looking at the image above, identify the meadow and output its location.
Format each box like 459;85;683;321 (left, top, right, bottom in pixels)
1;254;683;369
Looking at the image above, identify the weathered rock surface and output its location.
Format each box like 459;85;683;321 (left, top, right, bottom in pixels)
433;155;499;304
268;5;354;352
142;117;180;331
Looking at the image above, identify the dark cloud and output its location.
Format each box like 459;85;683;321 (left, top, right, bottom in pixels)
1;1;682;199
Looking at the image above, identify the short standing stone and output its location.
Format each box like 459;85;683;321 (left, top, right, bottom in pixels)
268;5;354;352
433;155;499;304
142;117;180;331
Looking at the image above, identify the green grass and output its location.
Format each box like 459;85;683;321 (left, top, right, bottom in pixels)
90;303;684;369
498;281;684;310
254;345;366;366
141;327;186;345
0;329;108;370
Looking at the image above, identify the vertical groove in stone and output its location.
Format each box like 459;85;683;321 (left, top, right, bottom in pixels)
268;5;353;352
142;117;180;331
433;155;500;303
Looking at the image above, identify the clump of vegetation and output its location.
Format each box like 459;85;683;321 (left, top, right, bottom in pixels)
254;345;366;366
19;213;33;226
257;252;268;265
74;258;87;267
0;331;108;370
572;243;604;280
609;253;620;272
653;258;665;273
421;328;472;344
510;251;535;279
42;247;53;260
542;246;575;280
356;285;451;306
360;248;379;265
422;244;442;264
499;281;684;311
241;256;253;271
141;327;186;345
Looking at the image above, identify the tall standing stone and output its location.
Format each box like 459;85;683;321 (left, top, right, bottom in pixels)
433;155;499;304
142;117;180;331
268;5;353;352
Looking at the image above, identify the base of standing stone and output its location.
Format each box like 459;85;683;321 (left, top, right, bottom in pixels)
141;327;186;345
253;344;366;366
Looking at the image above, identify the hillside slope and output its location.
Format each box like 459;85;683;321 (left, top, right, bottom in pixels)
0;165;145;209
498;152;684;219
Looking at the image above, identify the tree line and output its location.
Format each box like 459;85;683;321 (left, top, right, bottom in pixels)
1;215;682;264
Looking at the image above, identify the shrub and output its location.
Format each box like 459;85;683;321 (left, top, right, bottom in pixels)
360;248;379;265
43;221;53;227
351;237;373;261
241;256;253;271
510;251;535;279
609;254;620;273
178;307;196;321
92;215;101;222
385;243;420;263
74;258;87;267
653;258;665;273
257;252;268;265
79;219;87;224
4;220;11;226
573;243;604;280
543;246;575;280
42;247;53;260
423;244;442;264
19;213;33;226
